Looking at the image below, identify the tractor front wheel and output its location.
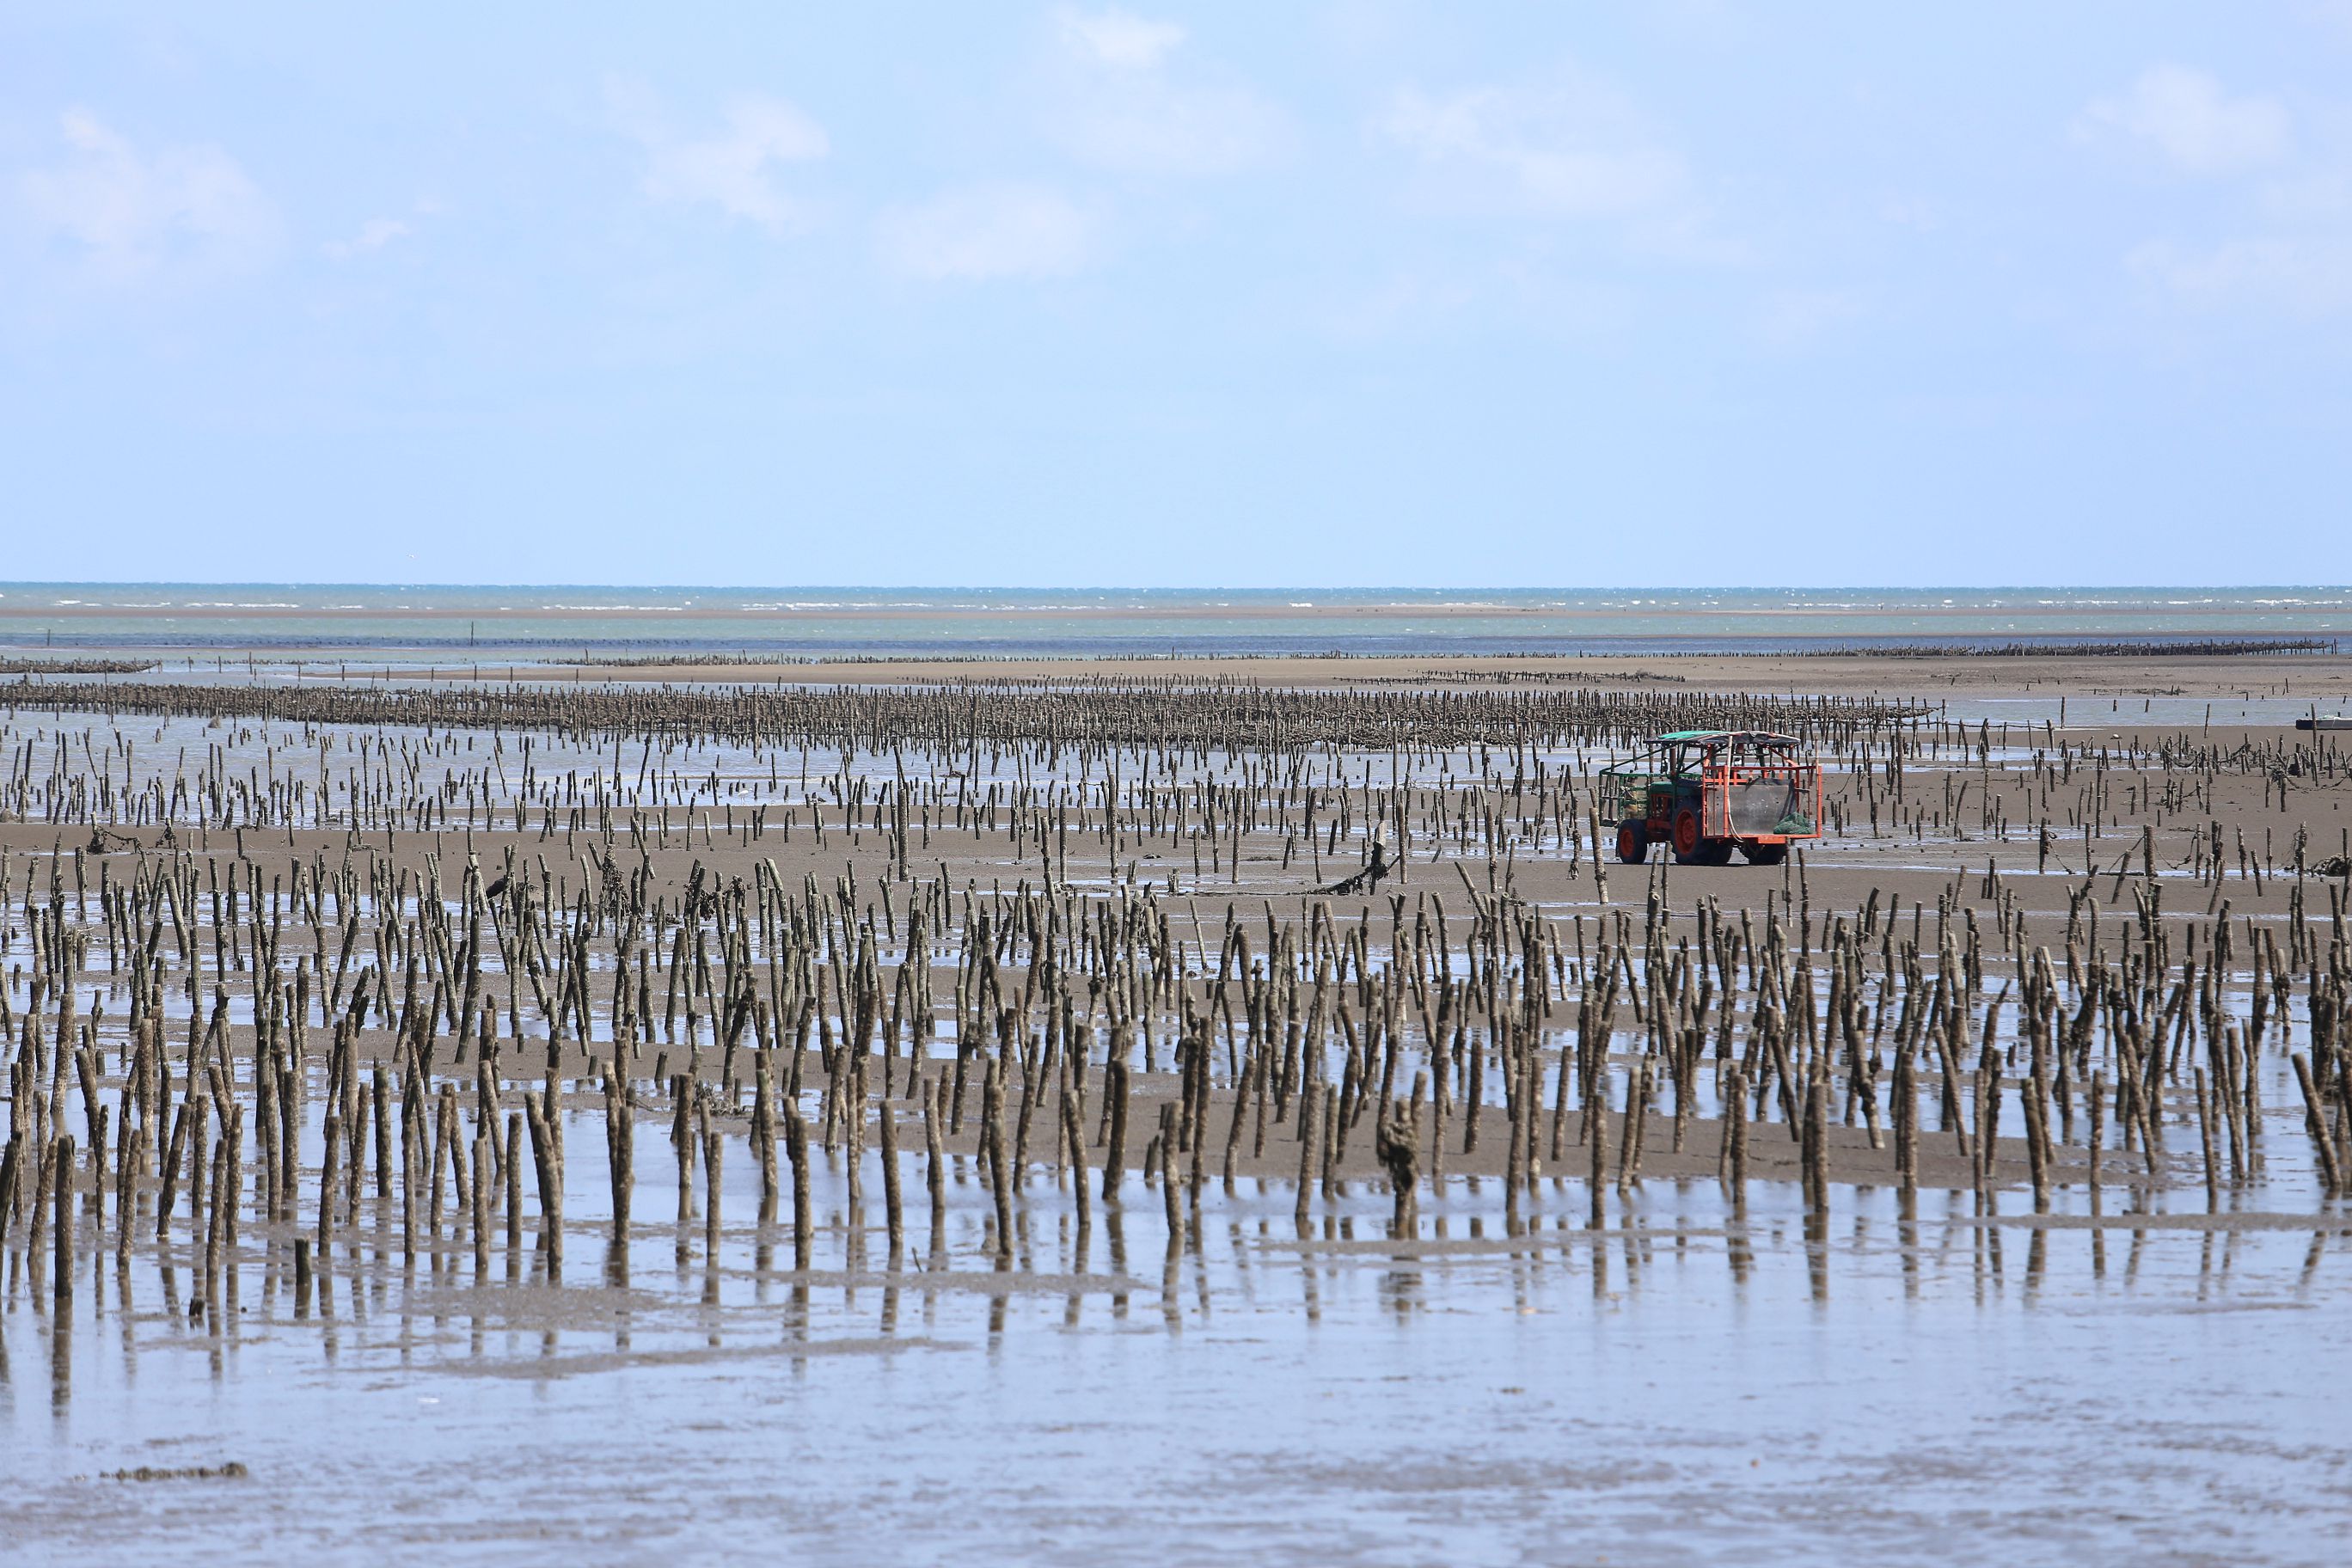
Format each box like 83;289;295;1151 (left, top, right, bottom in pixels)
1615;820;1649;864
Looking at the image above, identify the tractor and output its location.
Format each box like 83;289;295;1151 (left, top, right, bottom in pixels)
1600;729;1822;867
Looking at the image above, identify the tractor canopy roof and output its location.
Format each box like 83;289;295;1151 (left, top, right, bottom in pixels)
1651;729;1803;746
1601;729;1812;781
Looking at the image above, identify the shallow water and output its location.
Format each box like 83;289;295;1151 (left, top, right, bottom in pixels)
7;1093;2348;1565
4;584;2345;660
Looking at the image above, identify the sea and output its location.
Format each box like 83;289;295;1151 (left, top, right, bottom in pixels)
0;585;2344;662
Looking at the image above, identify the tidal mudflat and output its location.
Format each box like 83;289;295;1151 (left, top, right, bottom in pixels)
3;649;2349;1564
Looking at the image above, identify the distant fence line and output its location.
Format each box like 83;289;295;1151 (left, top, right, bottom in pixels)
1815;638;2337;659
3;677;1925;752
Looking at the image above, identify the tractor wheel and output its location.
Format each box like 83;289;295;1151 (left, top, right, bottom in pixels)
1695;839;1735;867
1615;820;1649;864
1741;841;1788;867
1671;808;1704;862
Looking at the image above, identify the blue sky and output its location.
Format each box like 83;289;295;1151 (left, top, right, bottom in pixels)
2;3;2347;587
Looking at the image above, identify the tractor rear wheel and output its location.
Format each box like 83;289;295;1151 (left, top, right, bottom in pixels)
1615;819;1649;863
1671;808;1704;862
1741;841;1787;866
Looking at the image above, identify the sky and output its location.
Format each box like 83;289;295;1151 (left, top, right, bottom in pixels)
1;3;2348;588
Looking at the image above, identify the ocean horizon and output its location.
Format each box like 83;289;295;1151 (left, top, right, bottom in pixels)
2;583;2345;661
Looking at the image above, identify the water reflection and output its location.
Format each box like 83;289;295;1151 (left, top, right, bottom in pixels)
8;1075;2349;1542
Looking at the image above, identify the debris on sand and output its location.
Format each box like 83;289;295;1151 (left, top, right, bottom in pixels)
101;1463;250;1483
1317;840;1391;896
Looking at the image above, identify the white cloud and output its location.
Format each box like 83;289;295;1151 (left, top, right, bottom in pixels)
1320;272;1478;340
1317;261;1637;344
1644;0;1749;48
322;217;410;260
2257;168;2351;224
1377;73;1690;220
620;89;829;230
877;183;1096;280
2082;67;2352;320
1057;6;1185;70
2307;0;2352;43
2128;236;2352;316
18;108;279;281
1044;9;1287;175
1879;197;1942;233
1754;288;1868;347
2079;65;2291;175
